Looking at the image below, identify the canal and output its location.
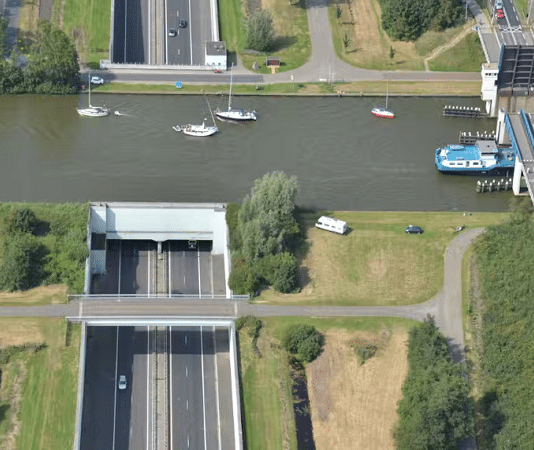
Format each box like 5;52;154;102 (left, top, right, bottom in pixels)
0;93;513;211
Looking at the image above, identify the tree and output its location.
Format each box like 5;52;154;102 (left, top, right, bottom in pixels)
228;257;259;295
226;203;241;250
0;13;8;58
343;33;351;50
23;20;80;94
283;324;323;362
244;9;276;52
0;233;47;292
238;171;299;262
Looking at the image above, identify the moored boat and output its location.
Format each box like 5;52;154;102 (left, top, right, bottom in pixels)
77;73;109;117
371;107;394;119
435;140;516;174
215;63;257;122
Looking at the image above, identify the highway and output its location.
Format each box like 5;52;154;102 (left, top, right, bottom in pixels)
166;0;192;65
79;325;236;449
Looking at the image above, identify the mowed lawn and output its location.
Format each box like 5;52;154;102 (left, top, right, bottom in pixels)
258;211;508;306
0;318;80;450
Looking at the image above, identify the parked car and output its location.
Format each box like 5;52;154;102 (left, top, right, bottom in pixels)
405;225;423;234
497;9;504;19
168;28;177;37
90;76;104;85
213;69;222;73
179;19;187;28
118;375;127;390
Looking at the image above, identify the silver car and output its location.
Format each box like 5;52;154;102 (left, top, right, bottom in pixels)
118;375;127;390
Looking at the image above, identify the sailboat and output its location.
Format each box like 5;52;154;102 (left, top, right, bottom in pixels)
174;96;218;137
371;80;394;119
215;64;257;122
77;74;109;117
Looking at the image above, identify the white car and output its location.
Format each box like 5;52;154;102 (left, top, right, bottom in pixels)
90;76;105;85
118;375;127;390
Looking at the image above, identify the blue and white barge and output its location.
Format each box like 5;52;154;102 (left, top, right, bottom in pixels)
435;140;516;174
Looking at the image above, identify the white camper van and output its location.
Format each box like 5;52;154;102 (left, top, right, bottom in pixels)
315;216;348;235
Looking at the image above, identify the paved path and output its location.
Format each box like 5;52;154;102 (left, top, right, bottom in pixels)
0;228;485;363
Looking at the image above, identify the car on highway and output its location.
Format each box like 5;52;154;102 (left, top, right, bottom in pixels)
405;225;423;234
168;28;177;37
118;375;127;390
179;19;187;28
90;76;104;85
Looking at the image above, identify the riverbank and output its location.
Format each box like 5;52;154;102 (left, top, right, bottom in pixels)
95;80;482;96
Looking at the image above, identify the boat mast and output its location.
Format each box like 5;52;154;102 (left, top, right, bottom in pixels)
385;79;388;110
206;96;217;127
228;63;233;111
88;72;92;108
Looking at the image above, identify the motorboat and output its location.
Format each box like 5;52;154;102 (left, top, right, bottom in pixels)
215;63;257;122
435;140;516;174
77;73;109;117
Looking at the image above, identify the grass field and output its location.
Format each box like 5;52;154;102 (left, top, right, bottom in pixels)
0;318;80;450
239;317;417;450
0;285;67;307
97;80;482;96
429;32;487;72
256;211;508;306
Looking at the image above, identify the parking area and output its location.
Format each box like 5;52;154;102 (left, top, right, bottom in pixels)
91;239;226;297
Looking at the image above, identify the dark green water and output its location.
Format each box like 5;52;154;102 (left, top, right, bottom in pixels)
0;93;513;211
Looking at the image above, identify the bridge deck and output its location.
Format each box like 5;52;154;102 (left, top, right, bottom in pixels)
508;113;534;199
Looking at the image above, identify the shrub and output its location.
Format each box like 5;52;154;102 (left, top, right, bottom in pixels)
283;324;323;363
6;207;38;234
255;252;298;293
0;233;47;291
226;202;241;250
229;257;259;295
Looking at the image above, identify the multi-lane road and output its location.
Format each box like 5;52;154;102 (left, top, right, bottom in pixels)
80;325;236;450
91;239;226;297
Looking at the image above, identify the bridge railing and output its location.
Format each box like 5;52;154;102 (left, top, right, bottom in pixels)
72;322;87;450
504;112;520;158
520;109;534;152
68;293;250;301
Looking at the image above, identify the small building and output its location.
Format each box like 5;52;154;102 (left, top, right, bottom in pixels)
205;41;227;69
265;56;280;73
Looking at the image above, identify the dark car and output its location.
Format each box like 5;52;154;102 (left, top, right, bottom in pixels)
405;225;423;234
168;28;177;37
179;19;187;28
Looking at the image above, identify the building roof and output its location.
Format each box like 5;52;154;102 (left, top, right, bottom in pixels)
206;41;226;56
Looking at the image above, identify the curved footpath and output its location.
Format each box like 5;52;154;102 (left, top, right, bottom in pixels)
0;228;484;363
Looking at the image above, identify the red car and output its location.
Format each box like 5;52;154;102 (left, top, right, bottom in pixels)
497;10;504;19
214;69;222;73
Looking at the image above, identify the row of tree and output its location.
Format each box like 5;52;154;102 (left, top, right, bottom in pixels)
0;205;89;293
473;206;534;449
0;17;80;94
379;0;465;41
394;318;473;449
227;171;300;294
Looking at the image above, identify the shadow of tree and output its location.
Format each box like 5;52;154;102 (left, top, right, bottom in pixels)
272;35;297;52
476;390;504;450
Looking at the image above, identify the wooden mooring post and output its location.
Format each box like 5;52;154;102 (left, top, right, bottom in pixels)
476;178;513;193
459;130;496;145
443;105;487;118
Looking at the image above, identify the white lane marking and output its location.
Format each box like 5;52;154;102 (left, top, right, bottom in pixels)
112;327;119;450
183;251;186;286
187;399;189;410
148;0;151;64
177;10;179;16
118;241;122;296
185;334;187;345
201;326;207;450
124;0;128;62
213;327;222;450
168;241;172;295
188;0;193;64
147;326;150;450
186;366;188;378
147;242;151;297
169;326;174;450
197;246;202;298
188;435;190;448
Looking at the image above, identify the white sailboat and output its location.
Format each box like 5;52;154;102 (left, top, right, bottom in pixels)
77;74;109;117
371;80;394;119
215;64;257;122
174;97;218;137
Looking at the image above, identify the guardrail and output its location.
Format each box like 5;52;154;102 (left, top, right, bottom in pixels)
72;322;87;450
228;322;244;450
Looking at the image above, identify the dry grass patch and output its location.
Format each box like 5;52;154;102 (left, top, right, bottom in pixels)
307;328;408;450
0;285;67;307
0;318;46;348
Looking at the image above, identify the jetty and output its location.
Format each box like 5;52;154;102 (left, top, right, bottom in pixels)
443;106;487;118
